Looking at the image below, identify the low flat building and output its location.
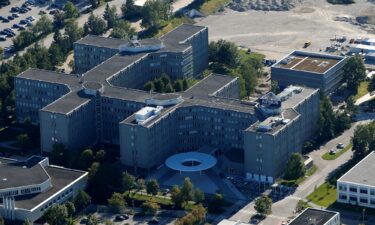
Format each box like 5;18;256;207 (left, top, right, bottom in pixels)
288;208;340;225
271;50;347;93
337;151;375;208
0;156;87;223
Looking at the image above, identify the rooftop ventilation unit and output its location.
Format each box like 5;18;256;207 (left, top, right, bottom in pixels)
135;106;163;125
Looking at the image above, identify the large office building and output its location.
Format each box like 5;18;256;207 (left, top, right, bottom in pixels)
337;151;375;208
271;51;347;93
288;208;340;225
0;156;87;223
14;24;320;183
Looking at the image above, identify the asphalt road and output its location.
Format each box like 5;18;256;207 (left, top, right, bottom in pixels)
230;119;374;225
0;0;54;49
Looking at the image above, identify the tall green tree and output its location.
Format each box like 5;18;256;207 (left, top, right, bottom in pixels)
318;95;336;142
209;39;240;68
110;20;135;39
343;56;366;93
74;190;91;211
104;4;118;28
284;153;306;180
63;1;80;19
146;179;159;196
51;142;69;166
254;195;272;215
141;0;172;29
84;13;107;35
141;201;160;215
122;171;135;192
32;15;53;36
65;201;76;217
369;77;375;93
44;204;69;225
121;0;140;19
108;192;126;213
80;149;94;169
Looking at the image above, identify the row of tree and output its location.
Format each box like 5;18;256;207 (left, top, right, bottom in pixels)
144;74;189;93
352;121;375;159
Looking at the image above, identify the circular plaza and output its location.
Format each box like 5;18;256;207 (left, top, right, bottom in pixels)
165;152;217;172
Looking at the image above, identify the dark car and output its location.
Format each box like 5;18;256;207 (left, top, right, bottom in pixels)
11;7;20;12
0;16;6;20
7;15;14;20
20;19;29;24
12;13;19;18
2;18;9;23
148;219;159;224
19;8;28;13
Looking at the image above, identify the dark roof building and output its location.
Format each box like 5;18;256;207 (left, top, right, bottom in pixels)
289;208;340;225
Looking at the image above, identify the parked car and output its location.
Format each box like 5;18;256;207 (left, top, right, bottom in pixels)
49;9;58;15
329;149;337;155
2;18;10;23
0;16;6;21
148;219;159;224
19;8;28;13
7;15;14;20
337;143;345;149
11;7;20;12
114;214;129;221
39;10;46;15
26;16;35;21
0;35;7;41
18;25;26;30
12;13;19;18
20;19;29;24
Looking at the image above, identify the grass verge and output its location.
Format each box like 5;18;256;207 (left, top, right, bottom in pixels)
354;81;369;101
307;182;337;207
322;144;352;160
199;0;230;15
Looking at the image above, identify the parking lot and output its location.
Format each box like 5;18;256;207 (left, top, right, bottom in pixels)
0;0;54;52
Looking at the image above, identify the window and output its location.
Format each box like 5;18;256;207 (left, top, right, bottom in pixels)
360;189;368;194
339;194;347;200
360;198;368;204
349;196;357;201
339;185;347;191
349;187;357;193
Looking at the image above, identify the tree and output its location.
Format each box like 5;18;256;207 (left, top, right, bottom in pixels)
335;112;351;134
284;153;306;180
16;133;29;147
53;10;66;29
0;47;3;60
110;20;135;39
80;149;94;169
108;192;126;213
65;201;76;217
144;81;154;91
343;56;366;93
209;39;240;68
105;220;115;225
182;79;188;91
180;177;194;202
86;214;99;225
141;201;160;215
51;142;69;166
48;43;65;65
23;219;31;225
89;0;100;9
176;204;206;225
84;13;107;35
32;15;53;36
194;189;205;203
63;1;79;19
136;178;145;193
104;4;118;28
352;122;375;159
146;179;159;196
271;80;279;94
238;60;257;96
141;0;172;29
74;190;91;211
122;171;136;192
317;95;336;142
0;217;4;225
121;0;140;19
171;185;183;208
44;204;69;225
173;80;183;92
65;20;83;46
254;195;272;215
95;149;106;162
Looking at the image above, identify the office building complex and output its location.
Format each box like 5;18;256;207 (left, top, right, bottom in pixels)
271;51;347;93
288;208;340;225
15;24;319;183
0;156;87;223
337;151;375;208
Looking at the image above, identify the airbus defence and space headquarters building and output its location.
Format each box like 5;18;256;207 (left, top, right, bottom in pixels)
14;24;320;184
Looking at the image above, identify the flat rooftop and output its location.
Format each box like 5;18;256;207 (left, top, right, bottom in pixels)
289;208;338;225
279;86;318;109
15;166;86;210
0;157;49;190
75;35;128;49
273;51;344;74
338;151;375;187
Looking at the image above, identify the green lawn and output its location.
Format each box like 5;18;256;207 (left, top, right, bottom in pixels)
322;144;352;160
354;81;369;100
157;17;194;37
125;192;173;206
307;182;337;207
239;50;265;63
199;0;230;15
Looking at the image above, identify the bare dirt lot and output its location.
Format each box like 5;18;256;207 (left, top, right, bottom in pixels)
196;0;375;59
